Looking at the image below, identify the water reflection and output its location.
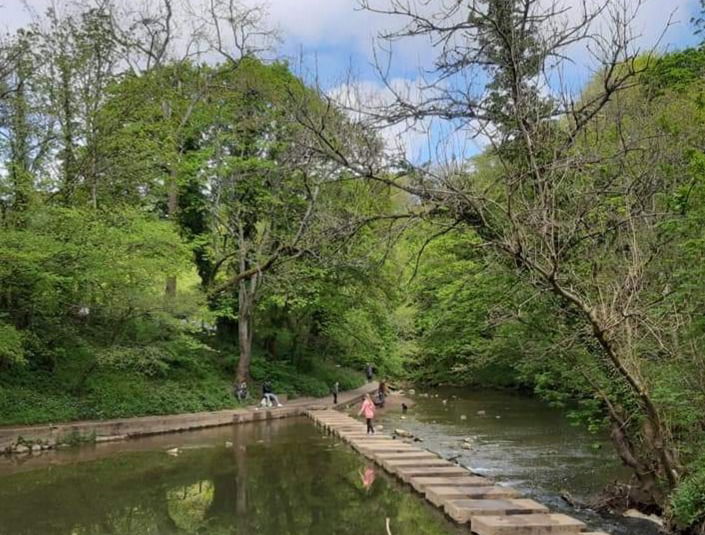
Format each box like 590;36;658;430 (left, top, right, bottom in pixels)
359;465;376;492
0;418;461;535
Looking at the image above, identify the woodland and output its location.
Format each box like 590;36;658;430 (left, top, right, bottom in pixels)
2;1;705;531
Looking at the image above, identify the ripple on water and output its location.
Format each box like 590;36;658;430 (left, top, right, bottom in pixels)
378;387;663;535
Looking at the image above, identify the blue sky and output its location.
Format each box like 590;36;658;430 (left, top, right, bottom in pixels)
4;1;699;85
1;0;702;159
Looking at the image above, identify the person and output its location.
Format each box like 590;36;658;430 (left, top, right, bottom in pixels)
377;380;387;408
365;363;374;383
401;402;408;414
358;393;376;434
331;381;339;405
234;381;248;402
262;381;283;408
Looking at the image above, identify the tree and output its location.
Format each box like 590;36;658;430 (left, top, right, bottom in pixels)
299;0;694;509
201;59;364;382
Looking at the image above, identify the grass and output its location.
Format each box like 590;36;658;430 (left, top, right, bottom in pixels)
0;353;365;426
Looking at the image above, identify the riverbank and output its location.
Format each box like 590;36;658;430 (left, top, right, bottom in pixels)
0;382;379;454
0;355;365;426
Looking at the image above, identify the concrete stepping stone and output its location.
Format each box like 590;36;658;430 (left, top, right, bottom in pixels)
330;428;367;435
443;498;548;524
471;513;586;535
424;485;520;507
324;422;358;427
340;433;391;439
409;475;491;493
354;441;418;450
355;445;422;458
383;458;454;471
355;445;420;455
327;425;367;435
393;465;471;483
375;451;437;461
321;421;358;427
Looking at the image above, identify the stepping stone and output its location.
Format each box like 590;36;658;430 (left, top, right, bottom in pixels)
330;427;366;434
375;451;437;461
409;475;491;493
393;465;470;483
356;445;421;458
384;458;453;471
354;441;418;451
424;485;520;507
471;513;586;535
322;421;358;426
444;498;548;524
340;431;394;440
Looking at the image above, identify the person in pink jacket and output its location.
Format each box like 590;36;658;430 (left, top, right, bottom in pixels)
358;393;376;434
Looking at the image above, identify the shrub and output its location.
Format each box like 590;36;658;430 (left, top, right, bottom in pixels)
670;454;705;530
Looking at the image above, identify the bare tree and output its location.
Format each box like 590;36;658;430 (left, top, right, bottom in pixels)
297;0;685;505
199;0;279;62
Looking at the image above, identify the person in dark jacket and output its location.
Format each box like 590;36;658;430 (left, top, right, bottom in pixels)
377;380;387;408
262;381;282;407
365;363;374;383
332;381;339;404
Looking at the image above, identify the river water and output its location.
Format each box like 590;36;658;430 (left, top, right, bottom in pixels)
0;389;664;535
0;417;462;535
376;386;662;535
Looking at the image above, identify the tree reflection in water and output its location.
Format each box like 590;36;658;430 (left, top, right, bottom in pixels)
0;419;462;535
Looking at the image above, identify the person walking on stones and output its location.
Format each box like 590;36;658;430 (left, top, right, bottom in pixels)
377;380;387;408
332;381;339;405
262;380;283;407
365;363;374;383
358;393;376;434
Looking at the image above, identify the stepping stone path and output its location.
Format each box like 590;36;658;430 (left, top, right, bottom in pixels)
308;409;609;535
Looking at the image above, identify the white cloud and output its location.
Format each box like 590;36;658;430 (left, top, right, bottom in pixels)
328;77;487;163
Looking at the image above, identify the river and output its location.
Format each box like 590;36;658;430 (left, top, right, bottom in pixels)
0;417;461;535
376;386;662;535
0;388;664;534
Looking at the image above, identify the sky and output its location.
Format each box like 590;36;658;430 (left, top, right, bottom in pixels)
0;0;702;159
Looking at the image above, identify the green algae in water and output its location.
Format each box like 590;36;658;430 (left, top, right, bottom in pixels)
0;419;462;535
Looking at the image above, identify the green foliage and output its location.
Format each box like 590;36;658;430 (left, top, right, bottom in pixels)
0;322;24;366
249;355;364;398
671;454;705;528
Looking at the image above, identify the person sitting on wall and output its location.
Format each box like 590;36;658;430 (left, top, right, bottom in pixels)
234;381;248;402
262;380;283;408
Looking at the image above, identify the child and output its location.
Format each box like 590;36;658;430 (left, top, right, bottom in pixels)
358;393;376;434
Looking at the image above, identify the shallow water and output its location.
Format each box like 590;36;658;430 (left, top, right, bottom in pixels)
0;417;462;535
377;387;663;535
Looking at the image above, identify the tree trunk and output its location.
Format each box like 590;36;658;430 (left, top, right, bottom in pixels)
164;169;179;297
9;78;32;225
60;62;76;206
236;274;258;383
545;272;680;494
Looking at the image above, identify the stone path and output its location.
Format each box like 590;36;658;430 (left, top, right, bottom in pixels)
307;409;609;535
1;382;379;453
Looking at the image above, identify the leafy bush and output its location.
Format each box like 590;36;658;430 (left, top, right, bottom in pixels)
670;454;705;529
0;322;25;366
0;349;365;425
249;355;364;398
